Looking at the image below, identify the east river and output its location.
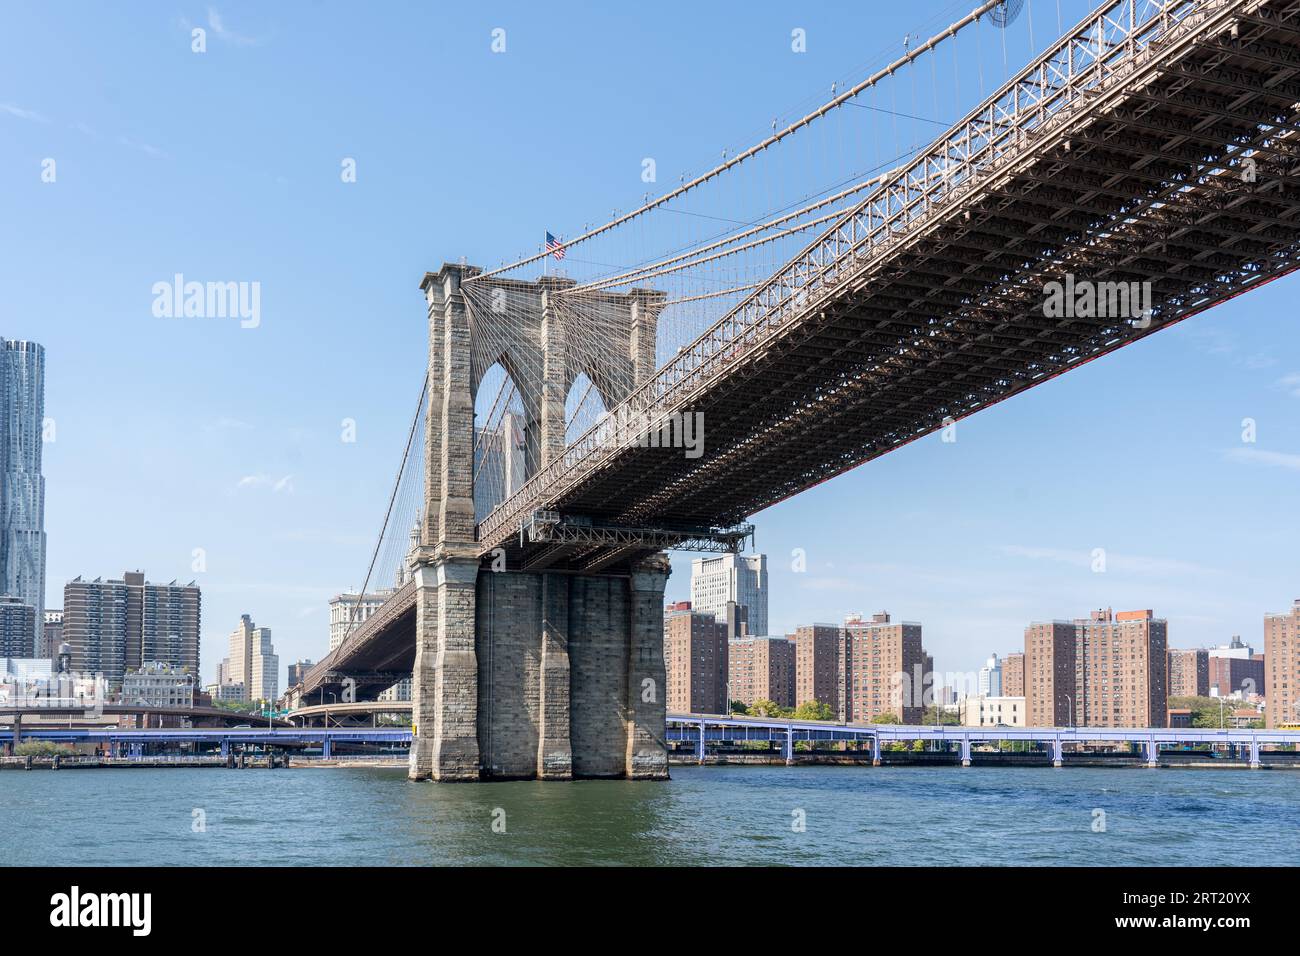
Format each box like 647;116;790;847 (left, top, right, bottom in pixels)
4;765;1297;865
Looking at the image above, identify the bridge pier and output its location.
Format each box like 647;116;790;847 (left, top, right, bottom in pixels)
409;557;481;781
404;262;672;782
409;557;670;781
536;572;573;779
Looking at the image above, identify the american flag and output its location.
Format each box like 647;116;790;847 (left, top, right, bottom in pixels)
546;231;566;261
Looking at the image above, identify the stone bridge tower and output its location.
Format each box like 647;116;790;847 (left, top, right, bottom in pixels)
409;263;672;781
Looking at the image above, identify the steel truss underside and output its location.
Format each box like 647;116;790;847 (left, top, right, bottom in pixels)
479;0;1300;559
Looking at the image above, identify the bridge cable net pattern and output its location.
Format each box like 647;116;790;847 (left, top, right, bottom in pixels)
477;0;1278;549
468;0;1080;534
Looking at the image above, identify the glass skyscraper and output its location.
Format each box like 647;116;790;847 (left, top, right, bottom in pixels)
0;338;46;654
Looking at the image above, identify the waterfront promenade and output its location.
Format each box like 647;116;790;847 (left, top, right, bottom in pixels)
5;714;1299;770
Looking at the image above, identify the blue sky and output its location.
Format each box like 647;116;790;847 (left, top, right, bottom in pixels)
1;1;1297;686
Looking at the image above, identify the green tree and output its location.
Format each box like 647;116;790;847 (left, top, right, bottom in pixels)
15;741;74;757
729;700;749;715
748;698;782;718
871;712;901;725
1171;695;1240;729
922;704;958;726
791;700;834;721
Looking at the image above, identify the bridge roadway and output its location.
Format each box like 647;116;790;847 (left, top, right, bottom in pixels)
11;727;409;760
300;0;1300;705
286;700;412;727
664;715;1300;766
0;704;294;728
14;716;1300;767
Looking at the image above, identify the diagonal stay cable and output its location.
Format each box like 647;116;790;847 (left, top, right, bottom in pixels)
342;372;429;647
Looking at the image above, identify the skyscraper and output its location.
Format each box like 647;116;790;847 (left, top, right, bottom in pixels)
840;612;926;724
63;572;198;686
1265;599;1300;728
979;653;1003;697
329;591;392;652
0;338;46;653
1025;621;1078;726
0;595;36;658
663;602;728;714
689;553;768;636
1024;608;1167;728
228;614;278;703
1003;651;1025;698
41;609;63;660
1208;636;1265;699
728;634;795;709
792;623;840;714
1167;647;1209;698
285;659;314;687
63;571;201;686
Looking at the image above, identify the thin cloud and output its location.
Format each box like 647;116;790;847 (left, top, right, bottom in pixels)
235;473;295;494
116;135;166;158
1226;446;1300;472
0;102;50;124
999;544;1216;577
1275;372;1300;398
4;104;164;158
207;7;264;45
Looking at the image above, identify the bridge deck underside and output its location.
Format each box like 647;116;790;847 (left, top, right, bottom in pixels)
300;586;415;699
484;1;1300;563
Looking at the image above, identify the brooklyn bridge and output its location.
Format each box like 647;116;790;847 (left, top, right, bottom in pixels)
287;0;1300;780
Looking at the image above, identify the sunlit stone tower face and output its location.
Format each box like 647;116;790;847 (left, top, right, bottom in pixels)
0;338;45;654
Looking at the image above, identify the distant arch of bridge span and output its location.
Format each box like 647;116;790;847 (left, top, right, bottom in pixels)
291;0;1300;782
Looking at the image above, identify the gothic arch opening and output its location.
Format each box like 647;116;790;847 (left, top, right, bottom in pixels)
565;371;610;446
473;361;534;523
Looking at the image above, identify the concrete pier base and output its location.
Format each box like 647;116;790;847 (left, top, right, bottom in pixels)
408;557;481;782
411;555;670;782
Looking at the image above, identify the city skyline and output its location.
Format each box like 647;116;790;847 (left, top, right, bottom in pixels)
2;0;1300;893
